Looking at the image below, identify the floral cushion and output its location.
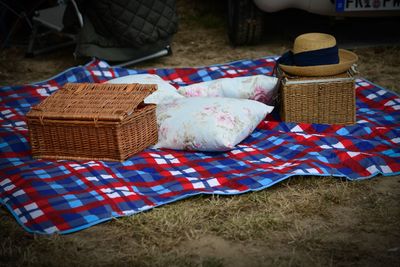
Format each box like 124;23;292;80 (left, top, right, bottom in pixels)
106;74;183;104
154;97;274;151
177;75;278;104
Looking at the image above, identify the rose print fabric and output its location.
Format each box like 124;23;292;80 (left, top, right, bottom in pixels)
154;97;274;151
177;75;278;105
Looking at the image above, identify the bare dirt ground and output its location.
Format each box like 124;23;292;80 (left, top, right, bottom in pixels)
1;1;400;266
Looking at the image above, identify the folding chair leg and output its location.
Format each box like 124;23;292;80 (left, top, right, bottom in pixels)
26;23;76;57
26;22;38;57
112;46;172;68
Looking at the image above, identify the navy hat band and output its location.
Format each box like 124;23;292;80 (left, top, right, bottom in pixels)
278;45;339;67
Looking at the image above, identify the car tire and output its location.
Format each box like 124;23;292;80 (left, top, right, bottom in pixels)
227;0;264;45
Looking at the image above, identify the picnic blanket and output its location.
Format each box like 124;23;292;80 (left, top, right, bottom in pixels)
1;57;399;235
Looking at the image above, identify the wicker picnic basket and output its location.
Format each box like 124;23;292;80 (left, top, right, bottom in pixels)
277;69;356;125
27;83;158;161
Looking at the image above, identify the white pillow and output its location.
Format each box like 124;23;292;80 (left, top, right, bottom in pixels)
154;97;274;151
106;74;183;104
177;75;278;105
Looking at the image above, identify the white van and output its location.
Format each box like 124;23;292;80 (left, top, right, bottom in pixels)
228;0;400;45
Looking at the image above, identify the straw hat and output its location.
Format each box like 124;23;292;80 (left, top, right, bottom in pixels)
278;33;358;76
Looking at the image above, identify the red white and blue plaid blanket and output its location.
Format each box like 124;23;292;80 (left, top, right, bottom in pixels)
1;57;399;234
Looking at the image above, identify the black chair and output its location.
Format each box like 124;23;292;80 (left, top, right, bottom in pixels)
26;0;83;57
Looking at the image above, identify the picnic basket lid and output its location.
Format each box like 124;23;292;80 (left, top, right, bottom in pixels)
27;83;156;122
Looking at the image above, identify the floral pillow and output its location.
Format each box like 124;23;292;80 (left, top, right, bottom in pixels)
177;75;278;105
154;97;274;151
106;74;183;104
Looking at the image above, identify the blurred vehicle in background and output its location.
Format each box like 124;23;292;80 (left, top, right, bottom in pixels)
228;0;400;45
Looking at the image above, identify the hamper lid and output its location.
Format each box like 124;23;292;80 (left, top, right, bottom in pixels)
27;83;157;122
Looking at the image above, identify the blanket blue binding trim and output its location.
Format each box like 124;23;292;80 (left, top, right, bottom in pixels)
0;56;399;235
1;169;399;235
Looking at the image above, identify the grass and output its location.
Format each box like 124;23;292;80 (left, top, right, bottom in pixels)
176;0;225;29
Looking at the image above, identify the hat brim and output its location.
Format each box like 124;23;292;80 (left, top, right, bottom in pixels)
278;49;358;77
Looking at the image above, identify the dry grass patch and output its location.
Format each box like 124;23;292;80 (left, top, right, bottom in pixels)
355;46;400;94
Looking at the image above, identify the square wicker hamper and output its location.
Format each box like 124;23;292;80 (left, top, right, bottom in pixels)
27;83;158;161
278;70;356;125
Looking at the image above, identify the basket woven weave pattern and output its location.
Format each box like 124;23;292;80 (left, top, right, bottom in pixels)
279;73;355;125
27;83;158;161
29;83;156;121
